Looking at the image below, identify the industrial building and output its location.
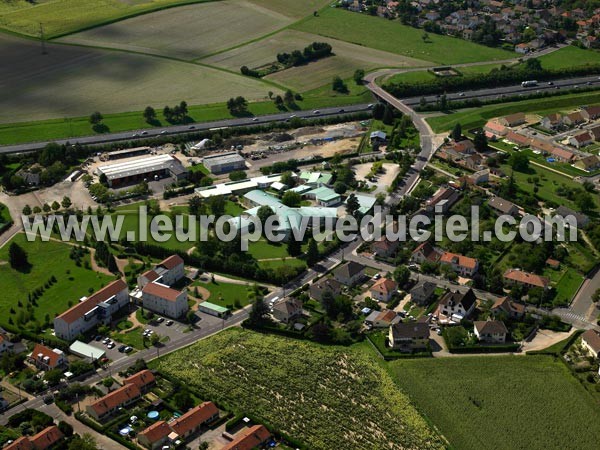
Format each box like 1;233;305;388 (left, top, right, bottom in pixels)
202;152;246;174
96;154;187;187
105;146;150;161
194;174;281;198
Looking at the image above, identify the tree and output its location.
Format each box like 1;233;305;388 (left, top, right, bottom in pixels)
199;442;210;450
33;206;42;214
353;69;365;85
282;191;302;207
42;203;51;213
274;95;284;108
51;201;60;211
306;238;319;266
58;421;74;438
393;266;410;286
150;333;160;346
102;377;114;389
89;111;103;125
229;170;247;181
439;94;448;111
287;238;302;257
61;196;72;209
248;297;270;325
280;171;296;188
68;433;98;450
22;205;31;216
226;96;248;115
382;105;395;125
451;123;462;141
284;89;295;106
9;242;28;270
473;130;488;152
575;192;596;213
257;205;275;227
345;193;360;218
332;76;348;93
333;181;347;194
509;152;529;172
592;288;600;303
372;103;385;120
173;390;194;410
143;106;156;123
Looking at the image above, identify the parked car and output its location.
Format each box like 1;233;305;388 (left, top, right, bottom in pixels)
156;317;165;323
124;346;133;353
166;320;174;326
118;345;127;353
107;343;115;349
94;335;102;341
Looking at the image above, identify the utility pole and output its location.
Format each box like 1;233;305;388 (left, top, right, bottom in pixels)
39;22;47;55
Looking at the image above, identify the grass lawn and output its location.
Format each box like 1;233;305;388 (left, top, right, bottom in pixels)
257;258;306;270
110;326;146;350
538;46;600;70
192;280;252;308
247;239;289;260
387;355;600;450
0;233;114;329
293;7;512;65
553;268;584;305
151;328;444;450
427;91;600;132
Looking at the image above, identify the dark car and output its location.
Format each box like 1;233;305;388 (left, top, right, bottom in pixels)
118;345;127;353
94;335;102;341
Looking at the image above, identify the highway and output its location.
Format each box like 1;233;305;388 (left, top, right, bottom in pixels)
403;74;600;106
0;103;372;155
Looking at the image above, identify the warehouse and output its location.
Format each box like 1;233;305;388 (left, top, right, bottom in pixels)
96;154;187;187
202;152;246;174
105;146;150;161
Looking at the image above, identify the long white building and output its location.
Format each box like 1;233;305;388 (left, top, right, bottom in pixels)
96;154;187;187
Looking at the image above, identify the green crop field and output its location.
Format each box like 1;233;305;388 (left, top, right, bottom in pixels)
387;356;600;450
59;1;293;60
202;29;430;90
0;0;219;38
427;91;600;132
152;328;445;450
0;233;114;330
293;7;512;65
0;33;278;124
538;46;600;70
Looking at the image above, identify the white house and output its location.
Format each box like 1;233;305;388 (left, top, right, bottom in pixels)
474;320;508;343
370;278;398;302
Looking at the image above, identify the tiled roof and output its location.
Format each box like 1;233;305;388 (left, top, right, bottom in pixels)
488;196;517;214
31;344;63;368
170;402;218;437
123;369;155;391
582;330;600;354
4;437;34;450
503;269;550;288
56;279;127;324
474;320;508;335
390;322;429;340
89;384;141;417
142;282;183;302
158;254;184;270
139;420;171;444
440;251;478;270
371;278;398;295
334;261;365;279
221;425;271;450
29;426;63;450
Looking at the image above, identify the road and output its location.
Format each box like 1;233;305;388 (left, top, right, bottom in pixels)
402;75;600;106
0;104;372;155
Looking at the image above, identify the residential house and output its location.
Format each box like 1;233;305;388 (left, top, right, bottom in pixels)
0;334;13;356
474;320;508;343
490;296;525;319
28;344;67;371
410;281;437;306
86;384;142;422
590;124;600;142
546;258;561;270
388;322;430;352
488;196;519;217
137;254;185;288
467;169;490;185
439;251;479;277
452;140;475;154
54;280;129;342
370;278;398;302
574;155;600;172
138;420;172;450
563;111;586;126
581;329;600;358
425;187;460;213
411;242;442;265
581;105;600;120
309;278;342;302
568;131;594;148
272;298;303;324
5;426;64;450
555;205;590;228
505;130;530;148
123;369;156;394
438;289;477;320
550;147;576;163
484;120;508;137
169;402;219;440
372;237;399;258
540;113;563;130
222;425;271;450
370;130;387;144
364;309;400;328
141;282;188;320
503;269;550;290
498;112;526;127
333;261;365;287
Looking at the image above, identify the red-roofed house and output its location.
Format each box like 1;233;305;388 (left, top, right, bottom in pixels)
170;402;219;439
411;242;442;264
484;121;508;137
568;131;594;148
439;252;479;277
138;420;171;449
503;269;550;290
222;425;271;450
370;278;398;302
54;280;129;341
505;131;530;148
123;369;156;393
4;437;33;450
141;282;188;319
86;383;142;421
29;426;64;450
28;344;67;371
372;237;399;258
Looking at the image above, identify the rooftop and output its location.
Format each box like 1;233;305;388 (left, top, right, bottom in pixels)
97;154;184;180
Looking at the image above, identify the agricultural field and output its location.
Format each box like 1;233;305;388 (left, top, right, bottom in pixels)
0;0;216;38
0;233;114;330
152;328;445;450
0;33;277;124
59;1;293;60
293;7;512;65
246;0;330;19
427;91;600;132
538;46;600;70
202;29;430;90
388;356;600;450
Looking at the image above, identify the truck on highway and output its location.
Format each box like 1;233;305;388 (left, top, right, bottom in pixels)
521;80;538;87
